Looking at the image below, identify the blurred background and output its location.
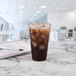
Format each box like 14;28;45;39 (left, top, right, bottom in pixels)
0;0;76;42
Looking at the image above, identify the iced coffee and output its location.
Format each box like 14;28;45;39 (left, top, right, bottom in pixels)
29;23;50;61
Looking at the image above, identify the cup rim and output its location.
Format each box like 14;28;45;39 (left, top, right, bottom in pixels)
29;22;51;27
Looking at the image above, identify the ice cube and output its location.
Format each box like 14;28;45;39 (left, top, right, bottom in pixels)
32;41;38;47
31;35;36;41
44;40;48;46
37;38;43;43
38;44;45;49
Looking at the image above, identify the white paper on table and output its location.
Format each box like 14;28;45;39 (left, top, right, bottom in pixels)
0;40;31;59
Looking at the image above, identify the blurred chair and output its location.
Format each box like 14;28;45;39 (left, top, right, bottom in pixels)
20;29;29;40
60;26;66;30
57;26;67;41
74;27;76;31
65;29;73;41
73;27;76;41
68;29;73;38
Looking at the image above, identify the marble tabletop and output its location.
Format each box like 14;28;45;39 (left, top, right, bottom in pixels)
0;41;76;76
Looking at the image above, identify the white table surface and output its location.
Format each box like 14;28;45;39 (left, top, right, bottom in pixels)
0;41;76;76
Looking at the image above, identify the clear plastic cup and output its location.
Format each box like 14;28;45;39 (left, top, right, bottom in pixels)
29;22;51;61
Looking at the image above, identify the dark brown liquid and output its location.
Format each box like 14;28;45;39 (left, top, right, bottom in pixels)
31;43;48;61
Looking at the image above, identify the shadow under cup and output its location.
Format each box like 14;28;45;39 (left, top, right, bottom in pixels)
29;23;51;61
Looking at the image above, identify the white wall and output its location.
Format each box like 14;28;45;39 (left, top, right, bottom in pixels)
48;12;76;31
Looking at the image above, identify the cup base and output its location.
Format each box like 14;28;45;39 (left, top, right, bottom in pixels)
32;58;46;61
